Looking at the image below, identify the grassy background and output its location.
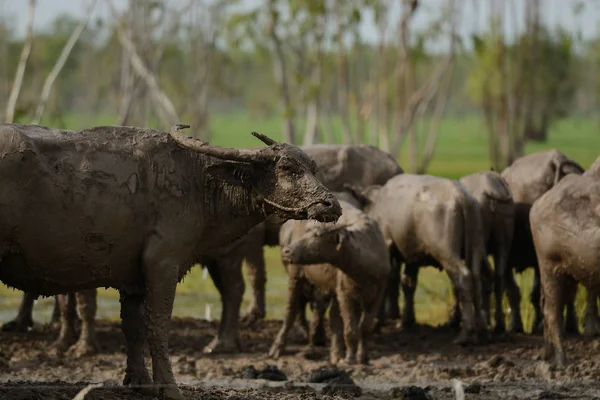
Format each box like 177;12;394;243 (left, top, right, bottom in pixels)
0;113;596;330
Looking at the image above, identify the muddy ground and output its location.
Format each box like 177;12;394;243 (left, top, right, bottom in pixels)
1;317;600;399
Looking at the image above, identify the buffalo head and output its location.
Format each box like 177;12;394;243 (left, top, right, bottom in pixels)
169;124;342;223
281;221;348;265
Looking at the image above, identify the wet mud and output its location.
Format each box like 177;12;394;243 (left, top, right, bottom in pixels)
1;317;600;399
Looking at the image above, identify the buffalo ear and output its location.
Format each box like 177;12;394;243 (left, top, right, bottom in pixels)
206;162;253;186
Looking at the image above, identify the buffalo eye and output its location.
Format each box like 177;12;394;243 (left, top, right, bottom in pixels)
279;160;296;174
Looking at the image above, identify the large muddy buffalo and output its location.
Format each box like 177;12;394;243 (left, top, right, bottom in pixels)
501;149;584;333
200;144;403;353
0;123;341;400
530;158;600;366
347;174;489;344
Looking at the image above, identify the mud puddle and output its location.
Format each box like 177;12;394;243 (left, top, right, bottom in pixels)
1;318;600;399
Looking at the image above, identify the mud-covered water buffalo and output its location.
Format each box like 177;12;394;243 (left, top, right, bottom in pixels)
270;200;390;364
0;123;341;400
501;149;584;333
530;158;600;366
200;144;403;353
459;171;516;332
347;174;488;344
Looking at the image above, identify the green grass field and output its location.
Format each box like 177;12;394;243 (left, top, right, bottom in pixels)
0;112;596;329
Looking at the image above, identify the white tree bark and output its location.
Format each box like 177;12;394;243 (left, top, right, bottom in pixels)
31;0;98;125
108;0;180;129
5;0;35;123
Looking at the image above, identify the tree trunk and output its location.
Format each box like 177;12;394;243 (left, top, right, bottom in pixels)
0;1;8;115
416;80;450;174
335;3;353;144
32;0;98;125
267;0;295;144
108;0;179;129
118;2;135;125
5;0;35;123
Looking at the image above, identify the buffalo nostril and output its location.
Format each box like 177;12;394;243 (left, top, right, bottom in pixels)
323;201;333;208
282;247;291;257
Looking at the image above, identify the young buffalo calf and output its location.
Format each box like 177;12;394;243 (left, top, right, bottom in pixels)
269;201;390;365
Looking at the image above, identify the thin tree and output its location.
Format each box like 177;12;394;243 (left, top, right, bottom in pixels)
5;0;35;123
31;0;98;125
107;0;179;129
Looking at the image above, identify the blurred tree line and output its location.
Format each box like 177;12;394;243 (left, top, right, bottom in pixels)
0;0;598;171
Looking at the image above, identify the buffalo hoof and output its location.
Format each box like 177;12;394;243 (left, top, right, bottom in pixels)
565;320;580;337
268;342;284;359
309;329;327;348
1;318;34;333
358;351;369;366
531;321;544;336
123;369;152;389
338;356;357;367
453;330;481;346
67;339;99;358
584;314;600;337
493;321;506;335
240;308;265;326
542;346;566;369
508;320;524;334
51;335;77;355
398;319;419;332
160;385;186;400
203;337;239;354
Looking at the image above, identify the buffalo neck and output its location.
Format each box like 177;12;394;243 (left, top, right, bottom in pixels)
329;238;374;283
194;158;265;250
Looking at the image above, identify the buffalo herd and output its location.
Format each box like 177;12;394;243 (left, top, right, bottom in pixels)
0;122;598;399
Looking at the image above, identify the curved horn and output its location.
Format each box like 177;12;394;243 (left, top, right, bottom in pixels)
169;124;262;162
251;131;278;146
553;159;585;186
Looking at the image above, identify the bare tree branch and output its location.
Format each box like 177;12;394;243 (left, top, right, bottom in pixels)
267;0;296;144
390;2;456;156
5;0;35;123
107;0;180;129
31;0;98;125
417;63;456;173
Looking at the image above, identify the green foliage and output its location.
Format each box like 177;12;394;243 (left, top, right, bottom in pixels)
467;25;577;133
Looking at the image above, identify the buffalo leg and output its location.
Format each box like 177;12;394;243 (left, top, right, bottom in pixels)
204;257;243;353
358;289;385;365
384;255;401;320
584;289;600;337
2;292;35;332
442;256;478;344
531;267;544;334
539;264;567;367
401;263;419;330
67;289;99;357
295;293;311;343
481;257;493;328
505;268;523;333
120;290;152;391
447;286;462;331
50;296;61;327
52;293;78;352
338;293;360;365
142;239;183;400
564;282;579;336
329;297;344;365
241;242;267;325
269;265;304;359
308;289;328;347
